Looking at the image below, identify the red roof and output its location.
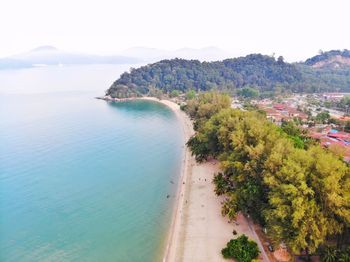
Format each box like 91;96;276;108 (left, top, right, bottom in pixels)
337;116;350;122
264;108;278;114
309;132;324;140
273;104;286;110
328;132;350;140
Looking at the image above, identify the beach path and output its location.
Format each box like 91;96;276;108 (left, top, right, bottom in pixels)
167;160;270;261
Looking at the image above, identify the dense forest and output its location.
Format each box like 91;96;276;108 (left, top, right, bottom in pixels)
106;50;350;98
185;92;350;260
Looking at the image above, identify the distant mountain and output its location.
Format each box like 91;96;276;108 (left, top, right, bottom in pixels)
30;45;58;52
121;46;232;62
304;49;350;69
0;45;232;70
0;46;141;69
121;47;169;60
173;47;231;61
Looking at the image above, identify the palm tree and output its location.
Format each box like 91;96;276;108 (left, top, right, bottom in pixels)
338;253;350;262
338;247;350;262
321;246;338;262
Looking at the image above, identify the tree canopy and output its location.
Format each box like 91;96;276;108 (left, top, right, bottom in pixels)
221;235;260;262
106;51;350;98
186;92;350;256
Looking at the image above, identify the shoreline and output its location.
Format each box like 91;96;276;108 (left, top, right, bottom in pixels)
98;95;195;260
140;98;268;261
137;97;195;262
101;96;268;261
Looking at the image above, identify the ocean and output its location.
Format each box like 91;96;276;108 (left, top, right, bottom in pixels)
0;65;183;261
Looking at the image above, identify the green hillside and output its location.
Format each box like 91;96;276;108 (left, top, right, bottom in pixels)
106;51;350;98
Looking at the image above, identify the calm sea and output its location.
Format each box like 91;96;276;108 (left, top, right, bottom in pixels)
0;65;183;261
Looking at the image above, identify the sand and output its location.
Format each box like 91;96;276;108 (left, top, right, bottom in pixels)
140;97;268;262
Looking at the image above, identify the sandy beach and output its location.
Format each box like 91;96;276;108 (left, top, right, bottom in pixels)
141;97;268;262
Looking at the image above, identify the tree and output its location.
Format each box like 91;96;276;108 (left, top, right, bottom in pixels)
281;120;301;137
264;149;331;254
340;247;350;262
280;121;308;149
186;89;196;100
307;146;350;228
316;111;330;124
106;51;350;99
237;87;260;98
186;92;350;256
185;92;231;130
221;235;260;262
338;96;350;113
186;135;211;162
213;172;231;195
170;89;180;97
321;246;338;262
264;146;350;254
321;246;350;262
277;56;284;64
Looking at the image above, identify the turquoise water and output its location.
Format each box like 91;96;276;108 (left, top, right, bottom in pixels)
0;65;183;261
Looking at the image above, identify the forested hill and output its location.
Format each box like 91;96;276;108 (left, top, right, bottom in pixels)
106;52;350;98
305;49;350;68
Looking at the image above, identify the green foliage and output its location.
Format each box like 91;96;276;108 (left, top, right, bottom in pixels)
186;92;350;255
186;135;210;162
106;51;350;98
148;86;163;99
289;135;305;149
107;84;141;98
321;246;338;262
337;96;350;114
184;92;231;130
186;89;196;100
295;63;350;93
345;121;350;133
339;247;350;262
221;235;260;262
170;89;180;97
281;120;301;136
213;173;232;195
321;246;350;262
316;111;331;124
237;87;260;98
280;121;308;149
106;55;306;98
305;49;350;66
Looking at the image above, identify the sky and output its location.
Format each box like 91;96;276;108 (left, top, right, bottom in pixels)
0;0;349;61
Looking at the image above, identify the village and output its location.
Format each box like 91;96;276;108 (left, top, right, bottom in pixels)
232;92;350;162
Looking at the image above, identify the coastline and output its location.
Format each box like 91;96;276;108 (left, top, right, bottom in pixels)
101;96;268;261
136;97;195;261
98;95;195;260
141;98;268;261
139;98;234;261
137;97;195;261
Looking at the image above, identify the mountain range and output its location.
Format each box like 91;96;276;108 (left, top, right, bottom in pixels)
0;46;141;69
121;46;233;62
0;46;233;70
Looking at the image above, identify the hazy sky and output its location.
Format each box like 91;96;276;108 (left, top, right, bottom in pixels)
1;0;349;61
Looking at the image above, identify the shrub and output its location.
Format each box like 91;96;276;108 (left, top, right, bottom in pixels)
221;234;260;262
